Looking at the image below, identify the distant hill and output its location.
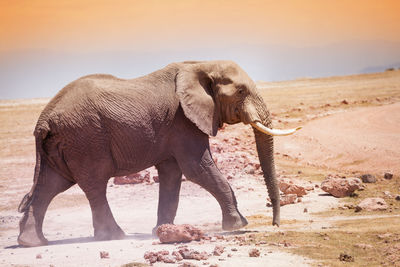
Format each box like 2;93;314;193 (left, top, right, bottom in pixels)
361;62;400;73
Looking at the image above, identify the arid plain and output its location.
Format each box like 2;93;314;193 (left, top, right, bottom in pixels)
1;70;399;266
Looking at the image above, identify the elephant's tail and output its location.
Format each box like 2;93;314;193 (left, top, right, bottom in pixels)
18;130;46;213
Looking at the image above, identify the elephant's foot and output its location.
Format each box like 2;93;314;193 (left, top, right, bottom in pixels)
94;225;126;241
222;213;248;231
18;232;48;247
18;214;48;247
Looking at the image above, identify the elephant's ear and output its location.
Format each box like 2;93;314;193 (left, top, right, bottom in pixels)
176;64;220;136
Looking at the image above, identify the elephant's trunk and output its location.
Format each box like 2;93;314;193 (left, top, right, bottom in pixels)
252;108;280;226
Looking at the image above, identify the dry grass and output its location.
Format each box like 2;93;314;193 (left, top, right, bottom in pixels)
245;214;299;229
258;70;400;128
244;216;400;267
275;157;331;182
0;100;47;212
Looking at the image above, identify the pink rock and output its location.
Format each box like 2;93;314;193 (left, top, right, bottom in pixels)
280;194;298;206
213;245;225;256
279;178;308;196
356;198;388;211
304;185;315;191
156;224;204;243
178;247;209;260
249;248;260;257
99;251;109;259
158;254;176;263
144;251;158;264
321;177;362;198
144;250;177;264
281;184;307;197
172;251;183;261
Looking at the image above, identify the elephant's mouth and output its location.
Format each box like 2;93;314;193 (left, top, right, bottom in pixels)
250;121;302;136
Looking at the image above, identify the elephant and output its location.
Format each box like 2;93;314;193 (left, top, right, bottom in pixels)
17;60;300;247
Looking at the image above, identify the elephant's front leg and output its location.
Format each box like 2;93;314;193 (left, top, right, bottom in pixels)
177;149;248;231
153;158;182;234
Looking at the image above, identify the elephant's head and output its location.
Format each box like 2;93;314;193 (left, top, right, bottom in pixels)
176;60;301;226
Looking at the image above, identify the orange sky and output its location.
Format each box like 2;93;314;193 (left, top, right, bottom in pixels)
1;0;400;52
1;0;400;99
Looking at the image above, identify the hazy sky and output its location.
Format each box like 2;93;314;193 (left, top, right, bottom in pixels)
1;0;400;99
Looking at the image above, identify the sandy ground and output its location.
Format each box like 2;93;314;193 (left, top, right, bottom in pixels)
276;102;400;175
1;179;329;267
1;70;399;266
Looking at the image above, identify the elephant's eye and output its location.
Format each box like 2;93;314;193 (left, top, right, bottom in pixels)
238;87;245;95
237;85;246;95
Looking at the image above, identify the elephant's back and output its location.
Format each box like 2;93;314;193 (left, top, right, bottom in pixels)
37;73;176;131
35;72;179;175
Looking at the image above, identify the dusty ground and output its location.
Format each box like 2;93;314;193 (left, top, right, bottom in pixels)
0;70;399;266
276;102;400;174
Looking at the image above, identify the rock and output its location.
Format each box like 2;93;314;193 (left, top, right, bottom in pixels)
36;254;42;259
156;224;204;243
99;251;109;259
214;235;225;240
356;198;388;211
383;191;393;198
279;182;307;197
144;250;177;264
321;177;362;198
178;248;209;261
249;248;260;257
158;254;176;264
384;172;393;180
341;100;349;105
354;206;362;212
360;174;376;183
213;245;225;256
144;251;159;264
172;251;183;261
339;253;354;262
280;194;298;206
303;208;308;213
396;195;400;201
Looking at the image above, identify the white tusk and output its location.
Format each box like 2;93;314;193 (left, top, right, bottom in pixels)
251;121;302;136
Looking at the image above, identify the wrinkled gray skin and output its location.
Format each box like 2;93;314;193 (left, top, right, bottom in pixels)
17;61;280;247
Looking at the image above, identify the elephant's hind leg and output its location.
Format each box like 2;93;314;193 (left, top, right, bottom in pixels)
18;161;75;247
153;158;182;234
77;179;125;241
